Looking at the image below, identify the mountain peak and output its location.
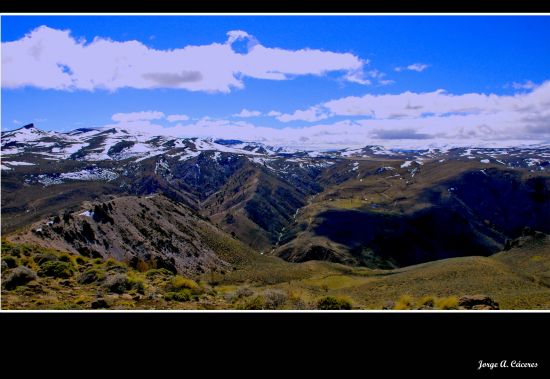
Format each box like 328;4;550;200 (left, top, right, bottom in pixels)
22;123;35;130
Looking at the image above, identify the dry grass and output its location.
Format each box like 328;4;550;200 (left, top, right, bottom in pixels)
3;234;550;310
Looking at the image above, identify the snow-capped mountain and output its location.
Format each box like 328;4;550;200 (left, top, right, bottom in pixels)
2;123;550;276
2;123;550;172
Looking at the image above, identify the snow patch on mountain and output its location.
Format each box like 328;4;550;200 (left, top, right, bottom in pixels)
3;161;36;166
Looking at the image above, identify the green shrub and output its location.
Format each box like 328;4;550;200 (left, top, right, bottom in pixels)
38;261;74;278
2;256;18;268
263;289;287;309
2;242;21;257
103;273;145;294
104;258;127;272
237;295;266;310
127;273;146;294
146;268;174;278
235;287;254;298
164;289;192;302
317;296;352;310
75;256;87;265
34;253;58;266
226;286;254;303
77;268;105;284
168;276;199;292
104;274;131;293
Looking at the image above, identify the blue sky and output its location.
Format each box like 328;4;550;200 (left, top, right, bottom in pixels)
2;15;550;148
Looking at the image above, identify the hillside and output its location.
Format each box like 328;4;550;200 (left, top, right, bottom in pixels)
7;194;261;276
2;232;549;310
274;159;550;267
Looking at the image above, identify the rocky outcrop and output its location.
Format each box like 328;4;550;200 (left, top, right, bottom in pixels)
458;295;499;310
8;195;256;277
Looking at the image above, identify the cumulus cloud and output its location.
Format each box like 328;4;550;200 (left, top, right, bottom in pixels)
275;106;330;123
128;82;548;149
267;111;282;117
104;82;549;149
111;111;165;123
395;63;429;72
319;87;548;119
233;109;262;118
166;114;190;122
2;26;369;93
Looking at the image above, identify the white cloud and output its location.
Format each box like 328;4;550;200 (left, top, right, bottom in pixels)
102;82;550;149
320;84;549;122
166;114;190;122
344;69;371;85
2;26;370;93
111;111;165;123
367;69;385;79
267;111;282;117
276;106;330;123
395;63;429;72
378;80;395;86
511;80;538;90
13;119;22;125
233;109;261;118
147;81;548;149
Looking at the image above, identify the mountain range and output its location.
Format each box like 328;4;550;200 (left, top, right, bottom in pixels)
2;123;550;309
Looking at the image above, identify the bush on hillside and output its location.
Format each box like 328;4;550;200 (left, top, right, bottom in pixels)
38;261;74;278
316;296;352;310
3;266;38;289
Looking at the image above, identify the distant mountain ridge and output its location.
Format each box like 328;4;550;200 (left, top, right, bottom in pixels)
2;123;550;271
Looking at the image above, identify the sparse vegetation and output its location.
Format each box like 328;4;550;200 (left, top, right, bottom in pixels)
164;290;192;302
394;295;415;310
1;231;549;310
393;295;460;310
38;260;74;278
263;289;287;309
317;296;352;310
434;296;459;310
237;295;266;310
78;268;105;284
146;268;174;278
168;276;199;292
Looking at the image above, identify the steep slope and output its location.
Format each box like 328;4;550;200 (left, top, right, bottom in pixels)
274;159;550;268
7;195;262;276
203;159;323;251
